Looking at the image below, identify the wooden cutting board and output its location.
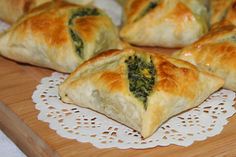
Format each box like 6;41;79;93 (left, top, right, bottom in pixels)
0;50;236;157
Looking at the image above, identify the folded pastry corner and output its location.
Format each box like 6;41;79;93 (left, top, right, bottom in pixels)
173;21;236;91
59;48;223;138
0;1;119;73
119;0;209;48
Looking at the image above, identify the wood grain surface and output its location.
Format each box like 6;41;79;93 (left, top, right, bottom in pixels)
0;51;236;157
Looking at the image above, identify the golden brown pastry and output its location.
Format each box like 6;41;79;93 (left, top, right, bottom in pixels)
173;21;236;91
120;0;209;48
209;0;233;25
59;48;223;138
0;0;93;23
225;0;236;25
0;1;119;73
0;0;51;23
66;0;93;5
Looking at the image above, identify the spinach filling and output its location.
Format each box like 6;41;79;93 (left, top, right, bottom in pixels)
125;55;156;110
141;2;158;17
69;8;100;25
69;29;84;58
68;8;101;58
134;1;158;22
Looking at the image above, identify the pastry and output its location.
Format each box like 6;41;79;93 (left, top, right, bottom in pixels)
119;0;209;48
225;0;236;25
0;0;51;23
0;0;93;23
173;21;236;91
59;48;223;138
0;1;119;73
209;0;234;25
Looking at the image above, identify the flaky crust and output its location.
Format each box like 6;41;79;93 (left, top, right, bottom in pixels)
173;22;236;91
0;0;93;23
59;48;223;138
209;0;233;25
122;0;150;23
0;0;51;23
225;0;236;25
209;0;236;26
120;0;209;48
0;1;119;72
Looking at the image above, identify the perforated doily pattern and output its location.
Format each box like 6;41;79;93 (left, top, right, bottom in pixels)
32;72;236;149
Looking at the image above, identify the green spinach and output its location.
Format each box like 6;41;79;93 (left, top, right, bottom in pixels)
125;55;156;110
69;28;84;58
69;8;100;25
68;8;101;58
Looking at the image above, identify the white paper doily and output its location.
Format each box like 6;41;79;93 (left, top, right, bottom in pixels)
32;72;236;149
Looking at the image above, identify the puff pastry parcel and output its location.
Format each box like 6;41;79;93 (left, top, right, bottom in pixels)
59;48;223;138
0;0;93;23
173;22;236;91
0;1;119;73
120;0;209;48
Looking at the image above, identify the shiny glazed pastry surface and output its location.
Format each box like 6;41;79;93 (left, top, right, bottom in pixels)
0;1;119;72
120;0;209;48
173;22;236;91
0;0;93;23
